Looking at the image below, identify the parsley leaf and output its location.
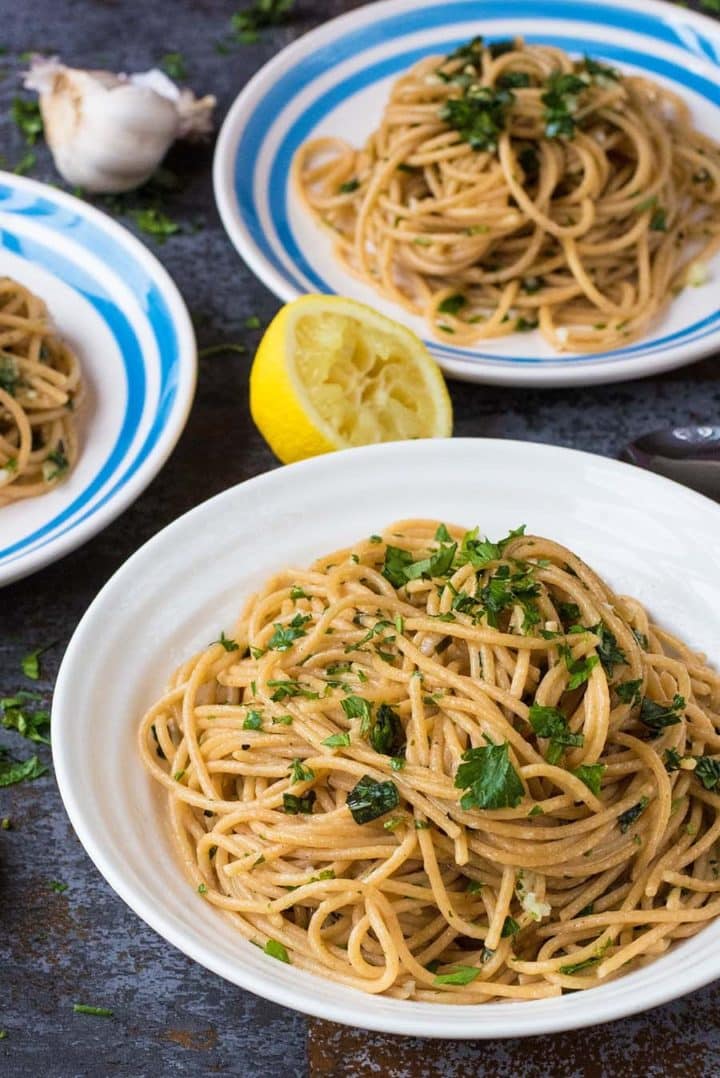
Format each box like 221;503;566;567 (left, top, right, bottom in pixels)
618;796;649;833
456;525;525;569
455;738;524;810
321;732;351;748
590;624;627;675
131;207;180;243
501;916;521;937
441;86;514;152
12;97;43;144
368;703;405;757
559;646;599;690
639;694;685;732
0;750;47;787
268;613;311;651
541;72;586;139
264;938;291;963
480;563;539;629
0;693;50;744
283;790;316;814
528;704;584;764
382;542;457;587
268;679;319;701
160;51;187;79
341;695;372;734
289;757;314;784
438;294;466;316
694;756;720;791
433;965;480;986
616;679;642;706
243;711;262;730
572;763;605;796
347;774;399;824
215;631;239;652
559;955;601;975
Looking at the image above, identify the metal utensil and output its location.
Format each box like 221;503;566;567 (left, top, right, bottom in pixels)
620;425;720;500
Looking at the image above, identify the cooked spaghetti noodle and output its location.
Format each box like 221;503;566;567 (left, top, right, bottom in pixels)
0;277;83;504
140;521;720;1002
294;38;720;353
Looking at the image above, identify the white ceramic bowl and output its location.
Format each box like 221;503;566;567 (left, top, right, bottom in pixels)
53;439;720;1037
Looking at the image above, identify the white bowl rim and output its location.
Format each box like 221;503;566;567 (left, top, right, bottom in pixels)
53;438;720;1038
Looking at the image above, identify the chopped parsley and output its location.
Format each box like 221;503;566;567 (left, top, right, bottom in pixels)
264;938;291;963
590;624;626;675
480;563;540;631
441;86;514;153
21;644;52;680
618;795;649;833
289;757;314;783
572;763;606;796
130;207;180;242
321;732;351;748
456;524;525;569
616;679;642;706
437;294;466;316
341;695;372;733
433;965;480;986
11;97;43;144
382;542;457;587
338;178;360;194
73;1004;114;1018
49;880;68;894
268;679;319;701
639;694;685;732
454;737;524;810
559;646;599;690
541;72;587;139
346;774;399;824
268;612;311;651
44;444;69;481
650;208;668;232
1;692;49;744
390;756;405;771
226;0;295;45
664;747;682;772
215;631;239;652
160;51;187;79
528;704;584;765
501;916;520;937
0;356;19;396
243;710;262;730
283;790;316;814
368;703;405;757
498;71;531;89
0;749;47;787
559;955;601;976
290;586;308;600
694;756;720;791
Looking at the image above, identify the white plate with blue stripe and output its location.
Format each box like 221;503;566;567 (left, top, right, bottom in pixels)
214;0;720;386
0;174;196;587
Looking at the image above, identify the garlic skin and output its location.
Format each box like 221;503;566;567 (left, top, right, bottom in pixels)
24;57;215;194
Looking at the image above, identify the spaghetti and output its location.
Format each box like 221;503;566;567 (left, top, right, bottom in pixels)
140;521;720;1002
294;38;720;353
0;277;83;504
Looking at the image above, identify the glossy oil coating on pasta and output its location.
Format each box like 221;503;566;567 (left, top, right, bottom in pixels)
294;38;720;353
140;521;720;1002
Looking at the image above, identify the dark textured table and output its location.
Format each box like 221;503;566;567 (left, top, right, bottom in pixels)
2;1;720;1075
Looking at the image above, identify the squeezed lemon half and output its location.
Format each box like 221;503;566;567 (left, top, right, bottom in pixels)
249;295;453;464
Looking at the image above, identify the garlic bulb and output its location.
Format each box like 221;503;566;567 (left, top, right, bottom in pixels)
24;57;215;193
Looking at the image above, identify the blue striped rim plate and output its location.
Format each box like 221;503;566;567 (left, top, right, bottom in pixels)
0;174;196;587
214;0;720;387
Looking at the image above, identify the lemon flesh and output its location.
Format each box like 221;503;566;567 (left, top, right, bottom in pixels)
250;295;453;464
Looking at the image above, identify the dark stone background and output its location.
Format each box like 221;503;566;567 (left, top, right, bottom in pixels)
1;1;719;1074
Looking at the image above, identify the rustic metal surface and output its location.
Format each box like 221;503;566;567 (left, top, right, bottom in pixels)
1;1;720;1075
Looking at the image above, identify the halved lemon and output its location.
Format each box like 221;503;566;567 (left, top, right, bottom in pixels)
249;295;453;464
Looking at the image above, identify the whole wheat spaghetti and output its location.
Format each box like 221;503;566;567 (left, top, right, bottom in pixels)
294;38;720;353
140;521;720;1001
0;277;83;504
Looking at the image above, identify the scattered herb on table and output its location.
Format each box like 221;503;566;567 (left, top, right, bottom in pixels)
73;1004;114;1018
11;97;43;144
1;692;50;744
0;750;47;787
130;207;180;242
160;51;187;80
49;880;68;893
